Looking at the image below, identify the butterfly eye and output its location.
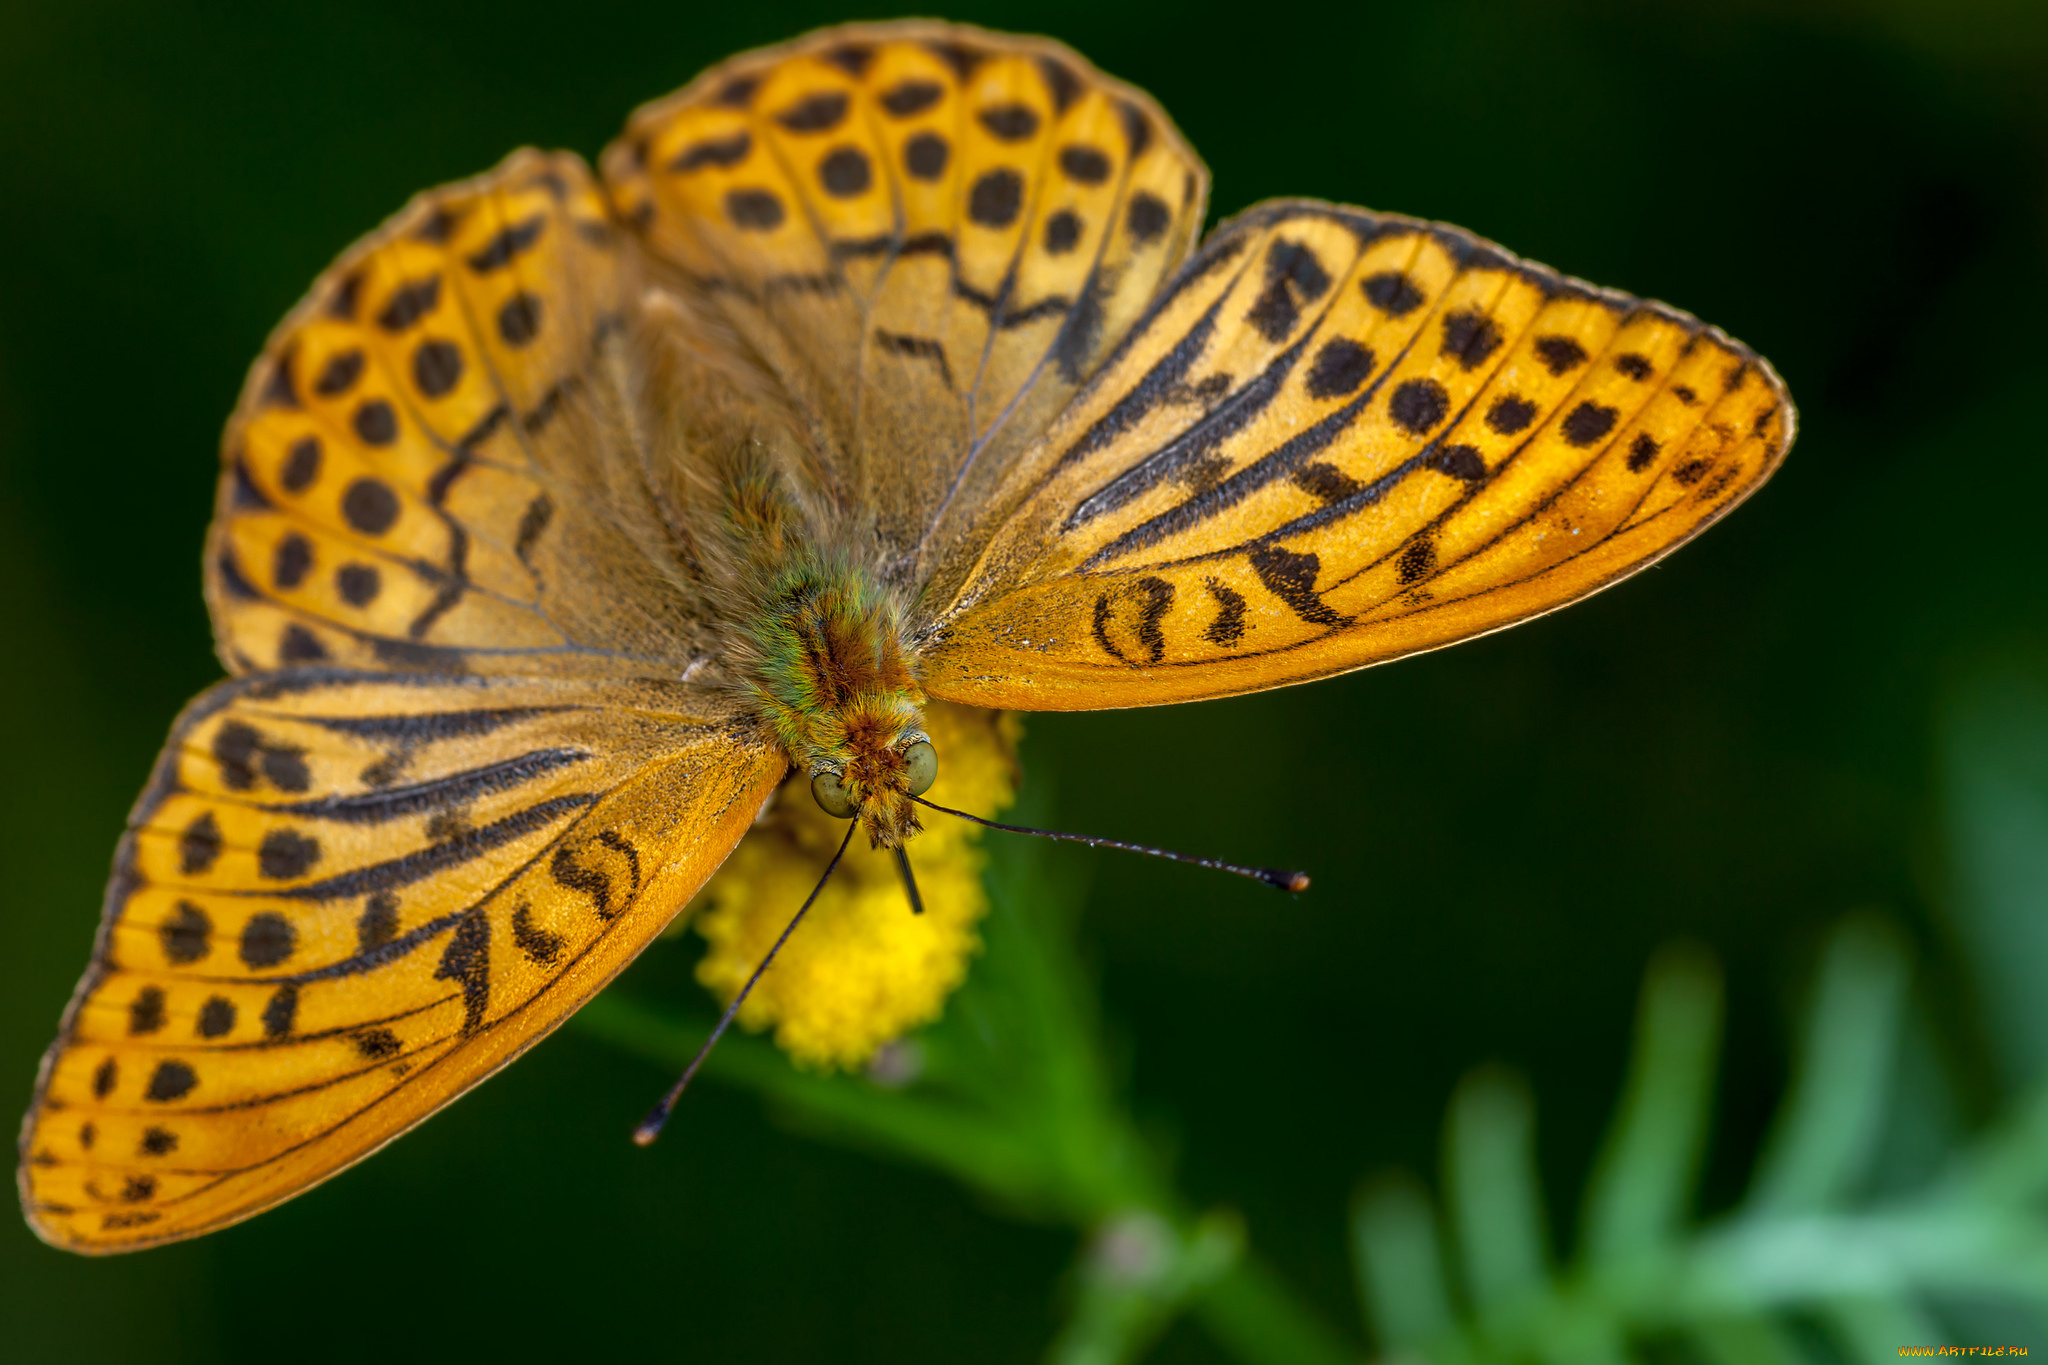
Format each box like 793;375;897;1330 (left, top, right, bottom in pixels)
811;769;858;819
903;741;938;797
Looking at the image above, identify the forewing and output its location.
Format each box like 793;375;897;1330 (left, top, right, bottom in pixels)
921;201;1795;709
19;670;784;1252
211;149;716;678
601;20;1207;583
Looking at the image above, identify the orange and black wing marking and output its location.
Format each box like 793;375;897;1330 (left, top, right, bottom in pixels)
921;200;1795;709
19;670;784;1252
209;149;715;680
601;20;1208;584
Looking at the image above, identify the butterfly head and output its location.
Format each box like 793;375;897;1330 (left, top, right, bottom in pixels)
809;723;939;848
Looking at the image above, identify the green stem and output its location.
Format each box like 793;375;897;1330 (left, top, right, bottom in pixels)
1192;1256;1360;1365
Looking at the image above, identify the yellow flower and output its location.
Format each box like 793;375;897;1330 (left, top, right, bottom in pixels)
688;702;1021;1070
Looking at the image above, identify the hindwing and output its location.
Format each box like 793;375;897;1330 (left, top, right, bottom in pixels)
210;150;714;679
19;670;784;1252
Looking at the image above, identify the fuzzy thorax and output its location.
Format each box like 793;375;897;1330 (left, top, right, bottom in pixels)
740;553;927;848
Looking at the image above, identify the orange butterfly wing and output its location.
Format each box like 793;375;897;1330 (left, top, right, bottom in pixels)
600;20;1208;588
209;147;719;680
19;669;783;1252
22;142;794;1254
920;201;1794;709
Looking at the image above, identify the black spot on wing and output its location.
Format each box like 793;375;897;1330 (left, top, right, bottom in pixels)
1126;192;1169;244
1058;145;1112;185
671;131;751;172
498;294;544;347
512;901;563;965
1441;309;1503;369
466;215;546;273
1090;577;1174;665
160;902;212;965
280;625;329;664
179;812;222;876
262;983;298;1037
1389;378;1450;434
353;1028;402;1060
352;400;398;447
280;436;321;494
726;188;786;231
968;170;1023;228
1396;536;1437;585
824;43;873;77
1561;402;1619;447
341;478;400;535
1534;335;1588;375
1249;545;1349;626
1429;444;1487;481
1202;578;1247;646
376;276;441;333
239;911;298;967
1291;462;1363;502
1486;395;1537;435
1044;210;1082;255
196;996;236;1038
1362;271;1425;316
819;147;871;198
314;350;364;398
978;104;1039;141
1305;337;1375;399
144;1061;197;1103
412;340;463;398
776;91;849;133
128;986;166;1036
1038;56;1082;113
257;830;320;881
903;133;948;181
357;893;400;952
272;533;312;590
880;80;942;117
1244;239;1331;343
434;911;492;1035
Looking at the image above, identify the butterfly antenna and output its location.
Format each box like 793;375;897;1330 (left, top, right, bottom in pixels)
911;796;1310;893
894;847;925;915
632;820;859;1146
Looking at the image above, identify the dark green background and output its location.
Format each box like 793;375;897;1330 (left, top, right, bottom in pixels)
3;1;2044;1359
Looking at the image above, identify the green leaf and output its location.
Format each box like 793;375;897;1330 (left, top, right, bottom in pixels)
1940;667;2048;1094
1445;1066;1550;1317
1352;1170;1456;1353
1580;943;1723;1265
1746;918;1908;1215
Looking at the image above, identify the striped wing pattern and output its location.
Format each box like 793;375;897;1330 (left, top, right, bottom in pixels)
209;149;713;680
600;20;1207;586
19;670;784;1252
921;201;1794;709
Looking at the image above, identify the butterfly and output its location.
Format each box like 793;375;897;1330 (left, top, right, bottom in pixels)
17;19;1793;1253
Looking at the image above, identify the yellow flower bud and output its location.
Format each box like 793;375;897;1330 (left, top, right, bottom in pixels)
689;703;1021;1070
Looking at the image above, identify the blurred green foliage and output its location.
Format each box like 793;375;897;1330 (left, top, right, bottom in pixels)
2;1;2046;1360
